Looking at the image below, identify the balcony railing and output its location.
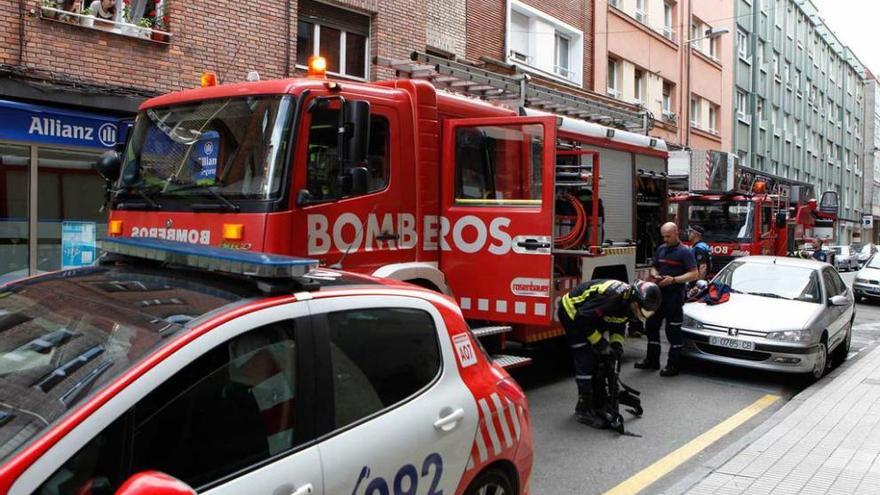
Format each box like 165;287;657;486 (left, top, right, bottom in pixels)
39;6;171;43
662;26;678;42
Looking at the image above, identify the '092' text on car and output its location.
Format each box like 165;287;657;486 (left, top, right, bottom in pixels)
0;238;532;495
682;256;854;380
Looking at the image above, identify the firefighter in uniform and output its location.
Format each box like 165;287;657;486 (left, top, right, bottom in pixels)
688;225;712;281
636;222;699;377
559;279;661;427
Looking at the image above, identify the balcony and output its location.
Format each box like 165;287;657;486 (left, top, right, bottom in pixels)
39;5;171;43
662;110;677;125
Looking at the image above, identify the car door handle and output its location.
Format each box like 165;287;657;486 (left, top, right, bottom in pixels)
376;232;400;241
434;407;465;432
516;239;551;250
290;484;314;495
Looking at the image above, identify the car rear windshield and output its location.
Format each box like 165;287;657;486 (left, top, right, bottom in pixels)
0;265;256;463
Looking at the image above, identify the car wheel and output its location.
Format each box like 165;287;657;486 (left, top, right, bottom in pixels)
810;338;829;381
464;468;515;495
832;321;853;367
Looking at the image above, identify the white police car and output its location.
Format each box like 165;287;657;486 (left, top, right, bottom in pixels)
0;239;533;495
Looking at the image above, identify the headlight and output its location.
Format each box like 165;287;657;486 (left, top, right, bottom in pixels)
856;278;869;284
682;315;704;329
766;329;813;342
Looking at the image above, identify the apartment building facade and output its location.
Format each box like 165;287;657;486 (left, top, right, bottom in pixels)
593;0;735;151
0;0;453;283
733;0;867;243
863;76;880;244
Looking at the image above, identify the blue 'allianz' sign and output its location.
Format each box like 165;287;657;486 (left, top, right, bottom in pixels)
0;99;120;149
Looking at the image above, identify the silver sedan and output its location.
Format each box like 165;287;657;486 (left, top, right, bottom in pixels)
682;256;855;380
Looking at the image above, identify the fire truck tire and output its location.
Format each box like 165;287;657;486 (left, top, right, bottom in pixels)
464;467;516;495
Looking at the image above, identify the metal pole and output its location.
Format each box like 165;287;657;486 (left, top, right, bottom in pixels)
750;0;761;169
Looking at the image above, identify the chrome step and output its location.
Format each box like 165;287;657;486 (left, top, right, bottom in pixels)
471;325;513;339
493;354;532;369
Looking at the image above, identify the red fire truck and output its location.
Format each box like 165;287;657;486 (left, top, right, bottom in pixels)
668;150;838;273
96;55;669;366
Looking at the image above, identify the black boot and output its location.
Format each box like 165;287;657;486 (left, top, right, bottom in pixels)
634;342;661;370
660;362;679;377
575;393;608;429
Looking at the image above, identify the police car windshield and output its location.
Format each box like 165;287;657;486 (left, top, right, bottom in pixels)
119;96;294;203
714;261;821;303
685;201;755;242
0;264;256;464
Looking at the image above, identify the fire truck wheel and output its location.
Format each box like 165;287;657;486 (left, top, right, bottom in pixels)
464;468;516;495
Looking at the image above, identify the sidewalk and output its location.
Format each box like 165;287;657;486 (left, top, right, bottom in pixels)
675;342;880;495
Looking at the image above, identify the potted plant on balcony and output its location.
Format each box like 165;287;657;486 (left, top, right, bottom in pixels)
80;7;94;27
40;0;58;19
150;3;169;42
136;16;153;38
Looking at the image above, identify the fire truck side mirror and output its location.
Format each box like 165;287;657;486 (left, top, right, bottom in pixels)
350;166;368;196
95;151;122;182
343;100;371;165
776;212;786;229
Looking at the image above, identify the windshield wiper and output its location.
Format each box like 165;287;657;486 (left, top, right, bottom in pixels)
59;360;113;407
170;184;240;212
117;186;161;211
746;292;791;300
33;345;104;393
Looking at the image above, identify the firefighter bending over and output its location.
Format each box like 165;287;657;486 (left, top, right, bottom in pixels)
558;279;661;428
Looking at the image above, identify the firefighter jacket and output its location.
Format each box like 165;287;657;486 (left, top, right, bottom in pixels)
561;279;635;346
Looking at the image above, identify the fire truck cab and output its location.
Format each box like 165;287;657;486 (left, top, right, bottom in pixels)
96;61;668;356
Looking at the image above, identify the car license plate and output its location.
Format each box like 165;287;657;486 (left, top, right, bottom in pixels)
709;336;755;351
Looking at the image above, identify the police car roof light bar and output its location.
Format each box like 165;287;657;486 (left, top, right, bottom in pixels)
99;237;319;279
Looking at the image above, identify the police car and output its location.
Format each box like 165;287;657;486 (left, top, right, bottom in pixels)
0;238;532;495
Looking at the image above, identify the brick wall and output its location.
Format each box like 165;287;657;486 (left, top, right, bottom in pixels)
0;0;427;101
466;0;594;91
427;0;466;57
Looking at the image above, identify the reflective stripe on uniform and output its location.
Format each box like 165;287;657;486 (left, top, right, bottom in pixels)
562;279;619;319
575;375;593;380
648;341;661;346
610;333;625;344
570;342;588;349
603;315;629;324
587;330;602;344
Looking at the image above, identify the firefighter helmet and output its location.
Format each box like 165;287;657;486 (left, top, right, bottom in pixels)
631;280;661;319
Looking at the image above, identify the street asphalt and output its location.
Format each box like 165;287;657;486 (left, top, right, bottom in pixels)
511;270;880;495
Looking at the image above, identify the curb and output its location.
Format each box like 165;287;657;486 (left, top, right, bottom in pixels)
661;338;880;495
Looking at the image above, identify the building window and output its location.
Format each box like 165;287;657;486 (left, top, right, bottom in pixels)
709;105;718;133
690;96;701;127
635;0;647;23
296;3;370;79
663;2;674;40
736;91;748;121
757;40;765;71
662;82;673;113
634;69;644;104
506;1;584;84
608;58;620;98
555;33;571;78
39;0;172;42
737;29;749;60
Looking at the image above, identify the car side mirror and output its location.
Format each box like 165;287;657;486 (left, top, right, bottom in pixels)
775;212;786;229
115;471;195;495
296;188;313;206
95;151;122;182
829;295;849;307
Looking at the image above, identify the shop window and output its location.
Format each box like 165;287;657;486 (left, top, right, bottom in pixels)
0;144;30;283
297;1;369;79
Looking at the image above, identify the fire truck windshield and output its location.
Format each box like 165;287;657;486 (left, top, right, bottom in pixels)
685;201;755;242
118;96;294;205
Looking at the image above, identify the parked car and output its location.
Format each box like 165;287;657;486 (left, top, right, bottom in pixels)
854;254;880;302
682;256;855;380
828;245;858;271
0;238;533;495
858;243;878;266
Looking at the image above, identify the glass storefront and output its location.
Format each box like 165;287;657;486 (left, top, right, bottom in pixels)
0;100;123;284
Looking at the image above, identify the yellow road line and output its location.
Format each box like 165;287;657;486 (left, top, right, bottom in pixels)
603;393;781;495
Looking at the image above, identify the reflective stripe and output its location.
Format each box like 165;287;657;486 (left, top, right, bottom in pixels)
575;375;593;380
648;341;661;346
563;280;619;319
671;344;683;348
478;398;502;455
570;342;588;349
669;322;683;325
506;398;521;440
562;293;578;320
610;333;625;344
604;316;629;324
587;330;602;344
491;393;514;449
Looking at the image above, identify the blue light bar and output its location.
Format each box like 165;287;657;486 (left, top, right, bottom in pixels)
99;237;319;279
